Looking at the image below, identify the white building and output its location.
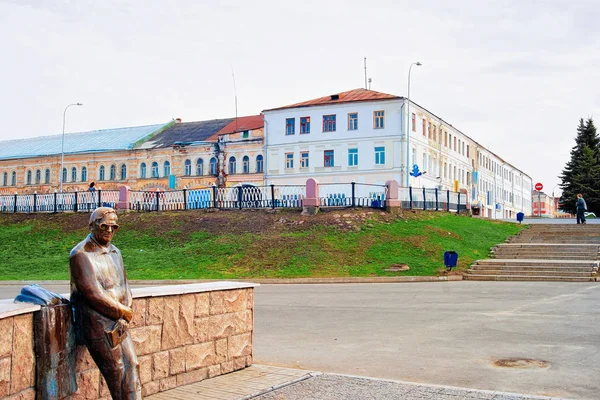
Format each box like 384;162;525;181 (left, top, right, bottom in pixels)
262;88;533;218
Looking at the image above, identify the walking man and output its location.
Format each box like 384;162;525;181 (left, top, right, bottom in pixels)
576;193;587;224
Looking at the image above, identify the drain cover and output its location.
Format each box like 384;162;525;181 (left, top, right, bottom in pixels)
492;358;550;369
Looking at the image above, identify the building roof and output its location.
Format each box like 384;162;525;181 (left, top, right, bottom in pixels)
0;123;171;160
216;115;264;135
262;88;402;112
139;118;234;149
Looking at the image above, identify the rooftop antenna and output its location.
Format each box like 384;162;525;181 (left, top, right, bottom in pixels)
364;57;368;89
231;65;238;132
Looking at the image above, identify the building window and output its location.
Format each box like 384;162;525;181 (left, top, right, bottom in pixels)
243;156;250;173
109;165;116;180
242;130;249;139
120;164;127;180
286;118;295;135
348;148;358;166
323;115;336;132
140;163;147;178
26;170;32;185
324;150;334;167
184;159;192;176
81;167;87;182
196;159;204;176
348;113;358;130
229;157;236;174
412;147;416;166
285;153;294;169
422;120;426;136
151;162;159;178
163;161;171;176
99;166;105;181
375;147;385;165
2;172;7;186
454;136;457;151
412;113;416;131
11;171;16;186
71;167;77;182
256;155;263;173
35;169;41;184
44;169;50;184
444;132;448;147
62;168;67;183
300;151;309;168
210;158;217;175
374;111;385;129
433;126;437;142
300;117;310;134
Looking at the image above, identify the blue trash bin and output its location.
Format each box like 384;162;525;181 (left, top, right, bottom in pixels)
444;251;458;270
516;212;525;224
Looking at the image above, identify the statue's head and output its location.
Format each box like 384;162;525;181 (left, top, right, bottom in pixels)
89;207;119;246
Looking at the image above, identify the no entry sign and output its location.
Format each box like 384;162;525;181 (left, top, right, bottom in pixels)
535;182;543;191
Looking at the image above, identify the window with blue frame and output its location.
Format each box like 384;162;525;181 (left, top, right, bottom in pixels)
71;167;77;182
243;156;250;173
375;146;385;165
323;115;336;132
348;148;358;166
99;166;105;181
81;167;87;182
300;117;310;134
109;164;116;180
196;159;204;176
11;171;16;186
151;162;159;178
256;155;263;173
324;150;334;167
26;170;31;185
163;161;171;176
348;113;358;130
300;151;309;168
184;159;192;176
120;164;127;180
229;157;236;174
210;158;217;175
140;163;147;178
285;153;294;169
35;169;41;184
286;118;295;135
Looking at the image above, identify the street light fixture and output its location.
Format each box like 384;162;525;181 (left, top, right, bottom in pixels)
405;62;422;187
59;103;83;193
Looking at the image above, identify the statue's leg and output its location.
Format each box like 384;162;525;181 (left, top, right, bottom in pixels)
120;333;142;399
86;337;125;399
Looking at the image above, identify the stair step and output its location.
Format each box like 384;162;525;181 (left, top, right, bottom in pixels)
464;275;596;282
467;269;593;276
474;260;598;267
470;265;594;272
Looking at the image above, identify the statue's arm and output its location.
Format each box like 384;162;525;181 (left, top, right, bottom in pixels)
70;251;130;320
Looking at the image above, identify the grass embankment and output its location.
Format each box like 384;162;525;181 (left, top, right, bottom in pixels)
0;210;523;280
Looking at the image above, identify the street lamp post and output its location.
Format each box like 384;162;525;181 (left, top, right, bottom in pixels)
59;103;82;193
405;62;422;187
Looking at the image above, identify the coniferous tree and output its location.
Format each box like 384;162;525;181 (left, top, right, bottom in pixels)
559;118;600;214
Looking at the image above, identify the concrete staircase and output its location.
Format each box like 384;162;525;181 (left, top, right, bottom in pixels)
466;225;599;281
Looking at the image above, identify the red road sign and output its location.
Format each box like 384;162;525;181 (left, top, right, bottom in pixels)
535;182;543;191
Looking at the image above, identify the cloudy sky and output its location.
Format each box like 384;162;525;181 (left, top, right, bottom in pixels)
1;0;599;194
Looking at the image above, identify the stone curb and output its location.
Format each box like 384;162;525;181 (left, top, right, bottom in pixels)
0;276;464;286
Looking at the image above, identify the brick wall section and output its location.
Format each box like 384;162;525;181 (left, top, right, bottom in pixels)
0;286;255;399
0;314;36;400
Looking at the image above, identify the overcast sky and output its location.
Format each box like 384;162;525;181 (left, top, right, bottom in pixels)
1;0;599;194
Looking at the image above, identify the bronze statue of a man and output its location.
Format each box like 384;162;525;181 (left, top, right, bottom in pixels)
70;207;142;399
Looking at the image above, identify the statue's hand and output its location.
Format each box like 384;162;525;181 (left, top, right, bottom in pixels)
121;306;134;322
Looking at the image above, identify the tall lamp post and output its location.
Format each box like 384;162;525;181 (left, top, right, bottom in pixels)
405;62;422;187
59;103;83;193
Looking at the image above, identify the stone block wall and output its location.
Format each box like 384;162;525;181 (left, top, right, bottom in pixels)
0;282;256;399
0;313;36;399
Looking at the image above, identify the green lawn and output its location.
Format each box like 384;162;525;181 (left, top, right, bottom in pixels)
0;211;523;280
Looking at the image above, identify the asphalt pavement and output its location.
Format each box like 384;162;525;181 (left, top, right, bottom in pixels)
253;281;600;399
